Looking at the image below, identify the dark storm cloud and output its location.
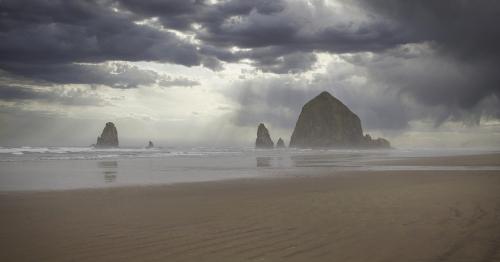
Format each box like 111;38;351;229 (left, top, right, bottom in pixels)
115;0;412;73
351;0;500;108
354;0;500;62
0;63;199;89
0;0;201;66
2;0;499;75
254;52;318;74
0;0;203;90
355;47;500;127
1;63;158;89
0;85;47;101
0;0;421;76
117;0;285;31
0;85;105;106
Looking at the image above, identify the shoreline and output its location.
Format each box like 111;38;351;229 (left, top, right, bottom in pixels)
369;152;500;166
1;165;499;196
1;152;499;193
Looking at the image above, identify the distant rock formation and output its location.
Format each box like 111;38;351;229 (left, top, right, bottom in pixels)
95;122;119;148
276;138;286;148
146;141;154;149
255;123;274;148
289;91;390;148
362;134;391;148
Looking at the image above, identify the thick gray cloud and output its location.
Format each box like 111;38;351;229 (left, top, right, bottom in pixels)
117;0;286;31
1;63;156;89
2;0;499;74
253;52;318;74
0;85;106;106
0;0;204;91
117;0;411;73
0;0;201;65
351;0;500;109
354;0;500;62
0;63;198;89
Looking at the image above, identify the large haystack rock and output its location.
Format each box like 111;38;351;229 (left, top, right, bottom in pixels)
255;123;274;148
289;91;390;148
96;122;119;148
290;91;363;148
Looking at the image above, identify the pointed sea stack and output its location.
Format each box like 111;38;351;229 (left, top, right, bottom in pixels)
289;91;390;148
255;123;274;148
95;122;119;148
276;138;286;148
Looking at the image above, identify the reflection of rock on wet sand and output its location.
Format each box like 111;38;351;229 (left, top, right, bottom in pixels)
256;156;288;168
291;154;345;167
256;157;272;167
98;161;118;183
103;171;117;183
257;155;344;168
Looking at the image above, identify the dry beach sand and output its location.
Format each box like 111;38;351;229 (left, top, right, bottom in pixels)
1;154;500;262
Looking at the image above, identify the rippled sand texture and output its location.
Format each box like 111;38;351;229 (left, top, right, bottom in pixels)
1;168;500;262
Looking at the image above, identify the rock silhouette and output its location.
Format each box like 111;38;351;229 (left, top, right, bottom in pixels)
276;138;286;148
290;91;390;148
290;92;363;148
362;134;391;148
255;123;274;148
146;141;154;149
95;122;119;148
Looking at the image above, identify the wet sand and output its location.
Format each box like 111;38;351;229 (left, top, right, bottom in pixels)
372;153;500;166
1;155;500;261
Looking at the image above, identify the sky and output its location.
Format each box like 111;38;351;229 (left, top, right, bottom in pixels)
0;0;499;148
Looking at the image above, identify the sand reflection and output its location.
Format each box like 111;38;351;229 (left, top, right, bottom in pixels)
98;161;118;183
256;157;271;167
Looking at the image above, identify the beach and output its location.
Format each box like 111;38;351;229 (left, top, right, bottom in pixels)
1;153;500;262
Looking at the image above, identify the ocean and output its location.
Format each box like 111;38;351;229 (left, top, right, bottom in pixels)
0;146;498;191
